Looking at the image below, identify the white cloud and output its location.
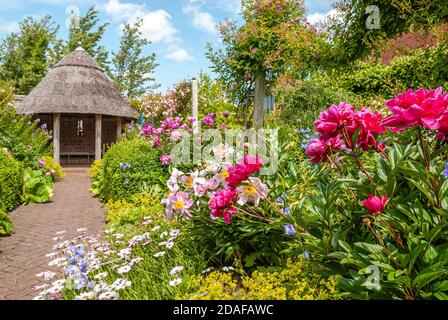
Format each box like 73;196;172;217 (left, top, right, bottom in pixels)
183;1;217;34
102;0;192;62
0;19;19;34
307;9;337;25
166;48;194;62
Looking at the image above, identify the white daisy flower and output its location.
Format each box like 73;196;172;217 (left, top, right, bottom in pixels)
153;251;166;258
169;266;184;275
169;278;182;287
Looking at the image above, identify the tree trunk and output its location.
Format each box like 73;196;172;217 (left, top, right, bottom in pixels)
253;67;266;129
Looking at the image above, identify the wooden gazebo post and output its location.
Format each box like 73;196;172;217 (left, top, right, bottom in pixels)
53;113;61;164
116;117;122;140
95;114;102;160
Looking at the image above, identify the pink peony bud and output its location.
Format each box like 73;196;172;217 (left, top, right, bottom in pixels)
362;195;388;216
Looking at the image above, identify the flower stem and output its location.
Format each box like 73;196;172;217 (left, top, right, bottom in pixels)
341;127;378;191
368;224;398;268
418;127;431;171
378;215;404;249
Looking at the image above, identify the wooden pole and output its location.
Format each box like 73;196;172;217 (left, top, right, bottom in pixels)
192;77;199;135
116;116;122;141
253;67;266;129
95;114;102;160
53;113;61;164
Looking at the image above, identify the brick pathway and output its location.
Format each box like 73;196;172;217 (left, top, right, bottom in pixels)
0;167;105;300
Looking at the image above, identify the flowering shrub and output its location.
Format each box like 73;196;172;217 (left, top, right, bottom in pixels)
291;88;448;299
178;258;339;300
34;205;207;300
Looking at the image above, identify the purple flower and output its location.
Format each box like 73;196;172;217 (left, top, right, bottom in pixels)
202;117;214;126
283;224;296;236
38;159;46;168
160;154;172;165
442;163;448;179
222;111;229;118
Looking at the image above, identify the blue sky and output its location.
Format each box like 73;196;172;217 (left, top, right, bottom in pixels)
0;0;335;92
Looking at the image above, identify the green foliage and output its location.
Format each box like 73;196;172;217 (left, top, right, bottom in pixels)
338;44;448;99
41;156;64;179
0;151;23;212
0;86;51;167
0;209;14;235
0;15;59;94
275;75;360;128
288;132;448;300
98;137;167;201
21;168;54;204
328;0;448;63
105;192;164;228
178;258;339;300
112;19;158;99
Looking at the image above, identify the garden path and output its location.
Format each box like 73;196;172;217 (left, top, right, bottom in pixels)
0;167;105;300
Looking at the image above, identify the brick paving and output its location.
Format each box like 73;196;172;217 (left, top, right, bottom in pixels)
0;167;105;300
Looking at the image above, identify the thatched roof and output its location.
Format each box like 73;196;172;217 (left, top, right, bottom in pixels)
16;47;136;118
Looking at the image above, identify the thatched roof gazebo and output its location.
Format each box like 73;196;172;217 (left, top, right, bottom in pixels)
16;46;136;165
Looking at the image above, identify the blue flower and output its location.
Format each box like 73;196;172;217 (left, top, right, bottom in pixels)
68;256;77;266
276;197;283;204
119;163;125;170
75;245;85;258
282;207;291;216
283;224;296;236
124;178;130;184
281;193;287;199
442;163;448;179
68;266;79;276
80;260;88;273
69;245;77;253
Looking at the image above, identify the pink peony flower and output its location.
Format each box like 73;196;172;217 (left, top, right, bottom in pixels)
382;88;447;131
314;102;357;140
160;154;172;165
435;108;448;140
305;136;342;163
355;108;386;151
167;191;193;219
237;177;268;207
226;156;264;188
362;195;388;216
152;137;162;148
209;188;238;224
38;159;46;168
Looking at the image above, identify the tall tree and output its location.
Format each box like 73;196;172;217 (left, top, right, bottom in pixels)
0;15;58;95
65;6;110;70
207;0;325;128
112;19;158;99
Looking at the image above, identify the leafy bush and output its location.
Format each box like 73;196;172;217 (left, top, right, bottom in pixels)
0;151;23;212
41;156;64;179
275;75;361;128
21;168;54;204
105;192;164;228
178;258;339;300
98;137;167;201
0;209;14;235
290;90;448;299
0;93;51;167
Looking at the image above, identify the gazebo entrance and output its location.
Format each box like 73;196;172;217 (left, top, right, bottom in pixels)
55;114;122;165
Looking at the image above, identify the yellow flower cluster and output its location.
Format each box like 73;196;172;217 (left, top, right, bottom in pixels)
178;259;339;300
105;192;164;225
